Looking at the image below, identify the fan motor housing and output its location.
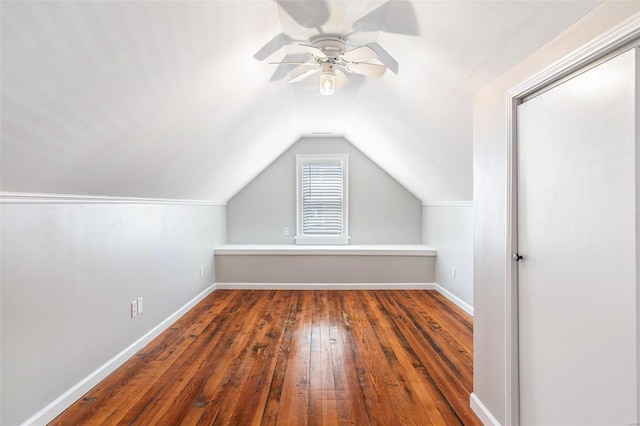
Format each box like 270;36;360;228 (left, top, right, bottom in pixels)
309;34;347;58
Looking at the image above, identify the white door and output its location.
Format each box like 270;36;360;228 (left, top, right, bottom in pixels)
517;48;637;425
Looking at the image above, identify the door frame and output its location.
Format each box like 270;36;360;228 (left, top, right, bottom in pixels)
505;14;640;426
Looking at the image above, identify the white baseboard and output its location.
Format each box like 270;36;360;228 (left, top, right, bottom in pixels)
215;283;437;290
470;392;501;426
21;282;472;425
435;284;474;316
21;284;217;426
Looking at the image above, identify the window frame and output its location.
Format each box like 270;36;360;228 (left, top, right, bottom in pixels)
295;154;350;245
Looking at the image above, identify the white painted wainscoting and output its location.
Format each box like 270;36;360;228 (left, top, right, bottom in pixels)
422;203;474;315
0;193;226;425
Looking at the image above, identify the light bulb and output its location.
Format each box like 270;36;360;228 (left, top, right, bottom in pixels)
320;71;336;96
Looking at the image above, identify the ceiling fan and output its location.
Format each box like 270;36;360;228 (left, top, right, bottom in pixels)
269;34;387;96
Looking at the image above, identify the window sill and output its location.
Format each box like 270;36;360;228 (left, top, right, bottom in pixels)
214;244;437;257
295;235;350;245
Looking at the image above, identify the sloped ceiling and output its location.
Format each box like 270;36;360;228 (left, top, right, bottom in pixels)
1;0;602;203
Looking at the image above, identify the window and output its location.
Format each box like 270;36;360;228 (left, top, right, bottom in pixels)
296;154;349;245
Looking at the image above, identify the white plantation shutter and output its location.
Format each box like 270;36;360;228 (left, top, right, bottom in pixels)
301;162;343;235
296;154;349;244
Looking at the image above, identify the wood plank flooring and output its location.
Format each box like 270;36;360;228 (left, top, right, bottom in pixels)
51;290;479;425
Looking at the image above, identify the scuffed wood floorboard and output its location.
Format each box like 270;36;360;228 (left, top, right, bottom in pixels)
51;290;480;426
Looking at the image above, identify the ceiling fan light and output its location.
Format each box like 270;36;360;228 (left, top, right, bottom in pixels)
320;71;336;96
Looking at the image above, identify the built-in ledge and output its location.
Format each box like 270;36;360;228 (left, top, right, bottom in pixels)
214;244;437;256
214;244;437;284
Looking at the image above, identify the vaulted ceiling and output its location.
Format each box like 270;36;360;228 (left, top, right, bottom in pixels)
1;0;602;202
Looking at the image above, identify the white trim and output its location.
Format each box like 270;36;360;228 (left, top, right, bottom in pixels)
505;92;521;425
294;235;351;245
509;12;640;99
216;283;437;290
0;192;225;206
504;13;640;426
296;154;350;245
21;284;217;426
470;393;501;426
422;201;474;206
214;244;437;256
300;132;345;137
435;284;473;316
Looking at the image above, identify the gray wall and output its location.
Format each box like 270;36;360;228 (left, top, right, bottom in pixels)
0;201;226;425
423;204;474;309
227;137;422;244
472;2;640;423
216;255;435;283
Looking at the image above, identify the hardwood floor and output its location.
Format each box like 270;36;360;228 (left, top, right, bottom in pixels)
51;290;479;425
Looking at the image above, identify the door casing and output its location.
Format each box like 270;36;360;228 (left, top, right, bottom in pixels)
505;14;640;426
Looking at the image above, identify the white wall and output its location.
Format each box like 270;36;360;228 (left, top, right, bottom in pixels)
422;204;474;312
637;46;640;422
0;200;226;425
472;2;640;424
227;137;423;244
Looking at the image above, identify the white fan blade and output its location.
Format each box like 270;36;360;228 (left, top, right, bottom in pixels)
368;42;399;74
277;0;330;29
298;44;327;59
253;33;293;61
288;65;319;83
352;1;419;36
269;54;313;81
335;70;350;89
269;61;313;65
342;45;378;62
346;62;386;78
269;51;313;66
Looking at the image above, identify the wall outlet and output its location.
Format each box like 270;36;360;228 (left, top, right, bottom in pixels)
451;267;457;279
200;266;204;278
137;297;143;314
283;227;289;236
131;300;138;318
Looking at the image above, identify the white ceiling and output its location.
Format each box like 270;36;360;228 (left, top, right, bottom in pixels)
1;0;602;202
